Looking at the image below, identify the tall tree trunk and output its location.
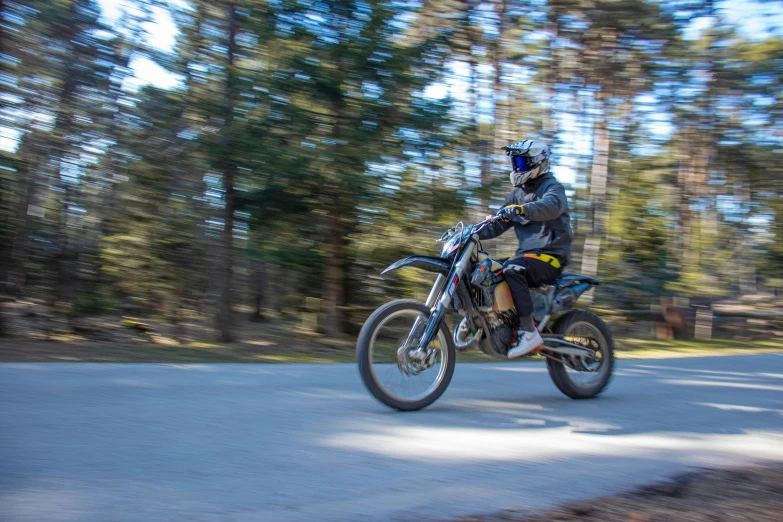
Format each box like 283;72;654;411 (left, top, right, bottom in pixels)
674;131;693;272
676;3;715;294
0;0;10;287
480;0;508;256
8;5;80;295
580;115;610;297
0;177;8;285
56;182;77;307
736;185;757;295
543;20;560;144
217;1;239;342
681;142;703;270
323;209;346;335
490;1;510;171
674;0;717;299
676;132;711;292
7;143;42;291
98;41;137;241
53;82;84;311
577;24;619;294
462;12;491;225
250;261;267;321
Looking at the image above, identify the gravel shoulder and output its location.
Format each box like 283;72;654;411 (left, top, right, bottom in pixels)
460;464;783;522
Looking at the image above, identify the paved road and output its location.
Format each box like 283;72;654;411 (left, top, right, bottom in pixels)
2;354;783;522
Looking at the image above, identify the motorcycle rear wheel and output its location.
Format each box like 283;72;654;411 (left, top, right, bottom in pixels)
546;310;614;399
357;299;455;411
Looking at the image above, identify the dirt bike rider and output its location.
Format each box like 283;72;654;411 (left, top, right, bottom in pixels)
477;140;573;358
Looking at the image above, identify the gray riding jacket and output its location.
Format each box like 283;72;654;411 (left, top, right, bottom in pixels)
477;173;573;266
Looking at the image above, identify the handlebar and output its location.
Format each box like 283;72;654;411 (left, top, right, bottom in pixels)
471;215;503;235
438;215;502;242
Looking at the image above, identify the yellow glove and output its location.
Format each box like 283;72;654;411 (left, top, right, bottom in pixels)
496;205;525;221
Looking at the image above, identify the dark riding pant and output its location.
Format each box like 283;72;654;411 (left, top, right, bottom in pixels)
502;255;562;318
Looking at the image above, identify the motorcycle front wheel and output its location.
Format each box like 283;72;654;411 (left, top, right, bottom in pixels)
357;299;456;411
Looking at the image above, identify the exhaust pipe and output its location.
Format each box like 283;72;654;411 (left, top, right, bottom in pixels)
453;317;483;351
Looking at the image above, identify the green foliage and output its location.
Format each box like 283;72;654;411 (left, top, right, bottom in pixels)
1;0;782;340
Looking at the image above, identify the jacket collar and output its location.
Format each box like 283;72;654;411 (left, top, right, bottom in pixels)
522;171;552;192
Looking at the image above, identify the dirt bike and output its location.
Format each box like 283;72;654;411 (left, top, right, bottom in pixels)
356;216;614;411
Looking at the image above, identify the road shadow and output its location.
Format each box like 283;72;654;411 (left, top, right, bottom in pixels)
327;354;783;459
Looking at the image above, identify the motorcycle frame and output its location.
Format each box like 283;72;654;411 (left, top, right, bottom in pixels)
385;223;599;362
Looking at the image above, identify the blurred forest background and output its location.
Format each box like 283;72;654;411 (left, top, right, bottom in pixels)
1;0;782;345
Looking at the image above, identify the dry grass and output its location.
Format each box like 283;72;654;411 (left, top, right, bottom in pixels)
615;338;783;359
0;335;779;363
0;336;356;363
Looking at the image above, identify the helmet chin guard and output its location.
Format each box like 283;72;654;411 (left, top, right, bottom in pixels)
510;163;546;187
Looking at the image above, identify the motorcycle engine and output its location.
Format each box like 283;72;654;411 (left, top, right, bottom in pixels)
489;326;514;356
481;311;519;357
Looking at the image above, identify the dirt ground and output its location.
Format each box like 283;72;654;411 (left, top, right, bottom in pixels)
458;465;783;522
0;335;781;363
1;300;781;363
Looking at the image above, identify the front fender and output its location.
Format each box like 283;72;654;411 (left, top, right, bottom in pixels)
381;255;451;275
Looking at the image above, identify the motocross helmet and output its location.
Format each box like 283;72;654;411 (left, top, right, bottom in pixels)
502;140;551;187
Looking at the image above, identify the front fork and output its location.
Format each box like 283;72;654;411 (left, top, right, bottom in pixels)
425;274;447;308
415;244;475;353
396;273;447;372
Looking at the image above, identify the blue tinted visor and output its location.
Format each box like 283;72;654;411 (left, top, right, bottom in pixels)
511;155;530;171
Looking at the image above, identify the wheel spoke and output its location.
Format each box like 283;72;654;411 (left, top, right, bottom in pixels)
562;323;609;385
368;309;448;403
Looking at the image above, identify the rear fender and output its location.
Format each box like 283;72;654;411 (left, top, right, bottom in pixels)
382;256;451;276
550;282;593;314
554;274;601;288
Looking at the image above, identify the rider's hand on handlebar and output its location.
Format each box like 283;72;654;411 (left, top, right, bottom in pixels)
496;205;524;221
